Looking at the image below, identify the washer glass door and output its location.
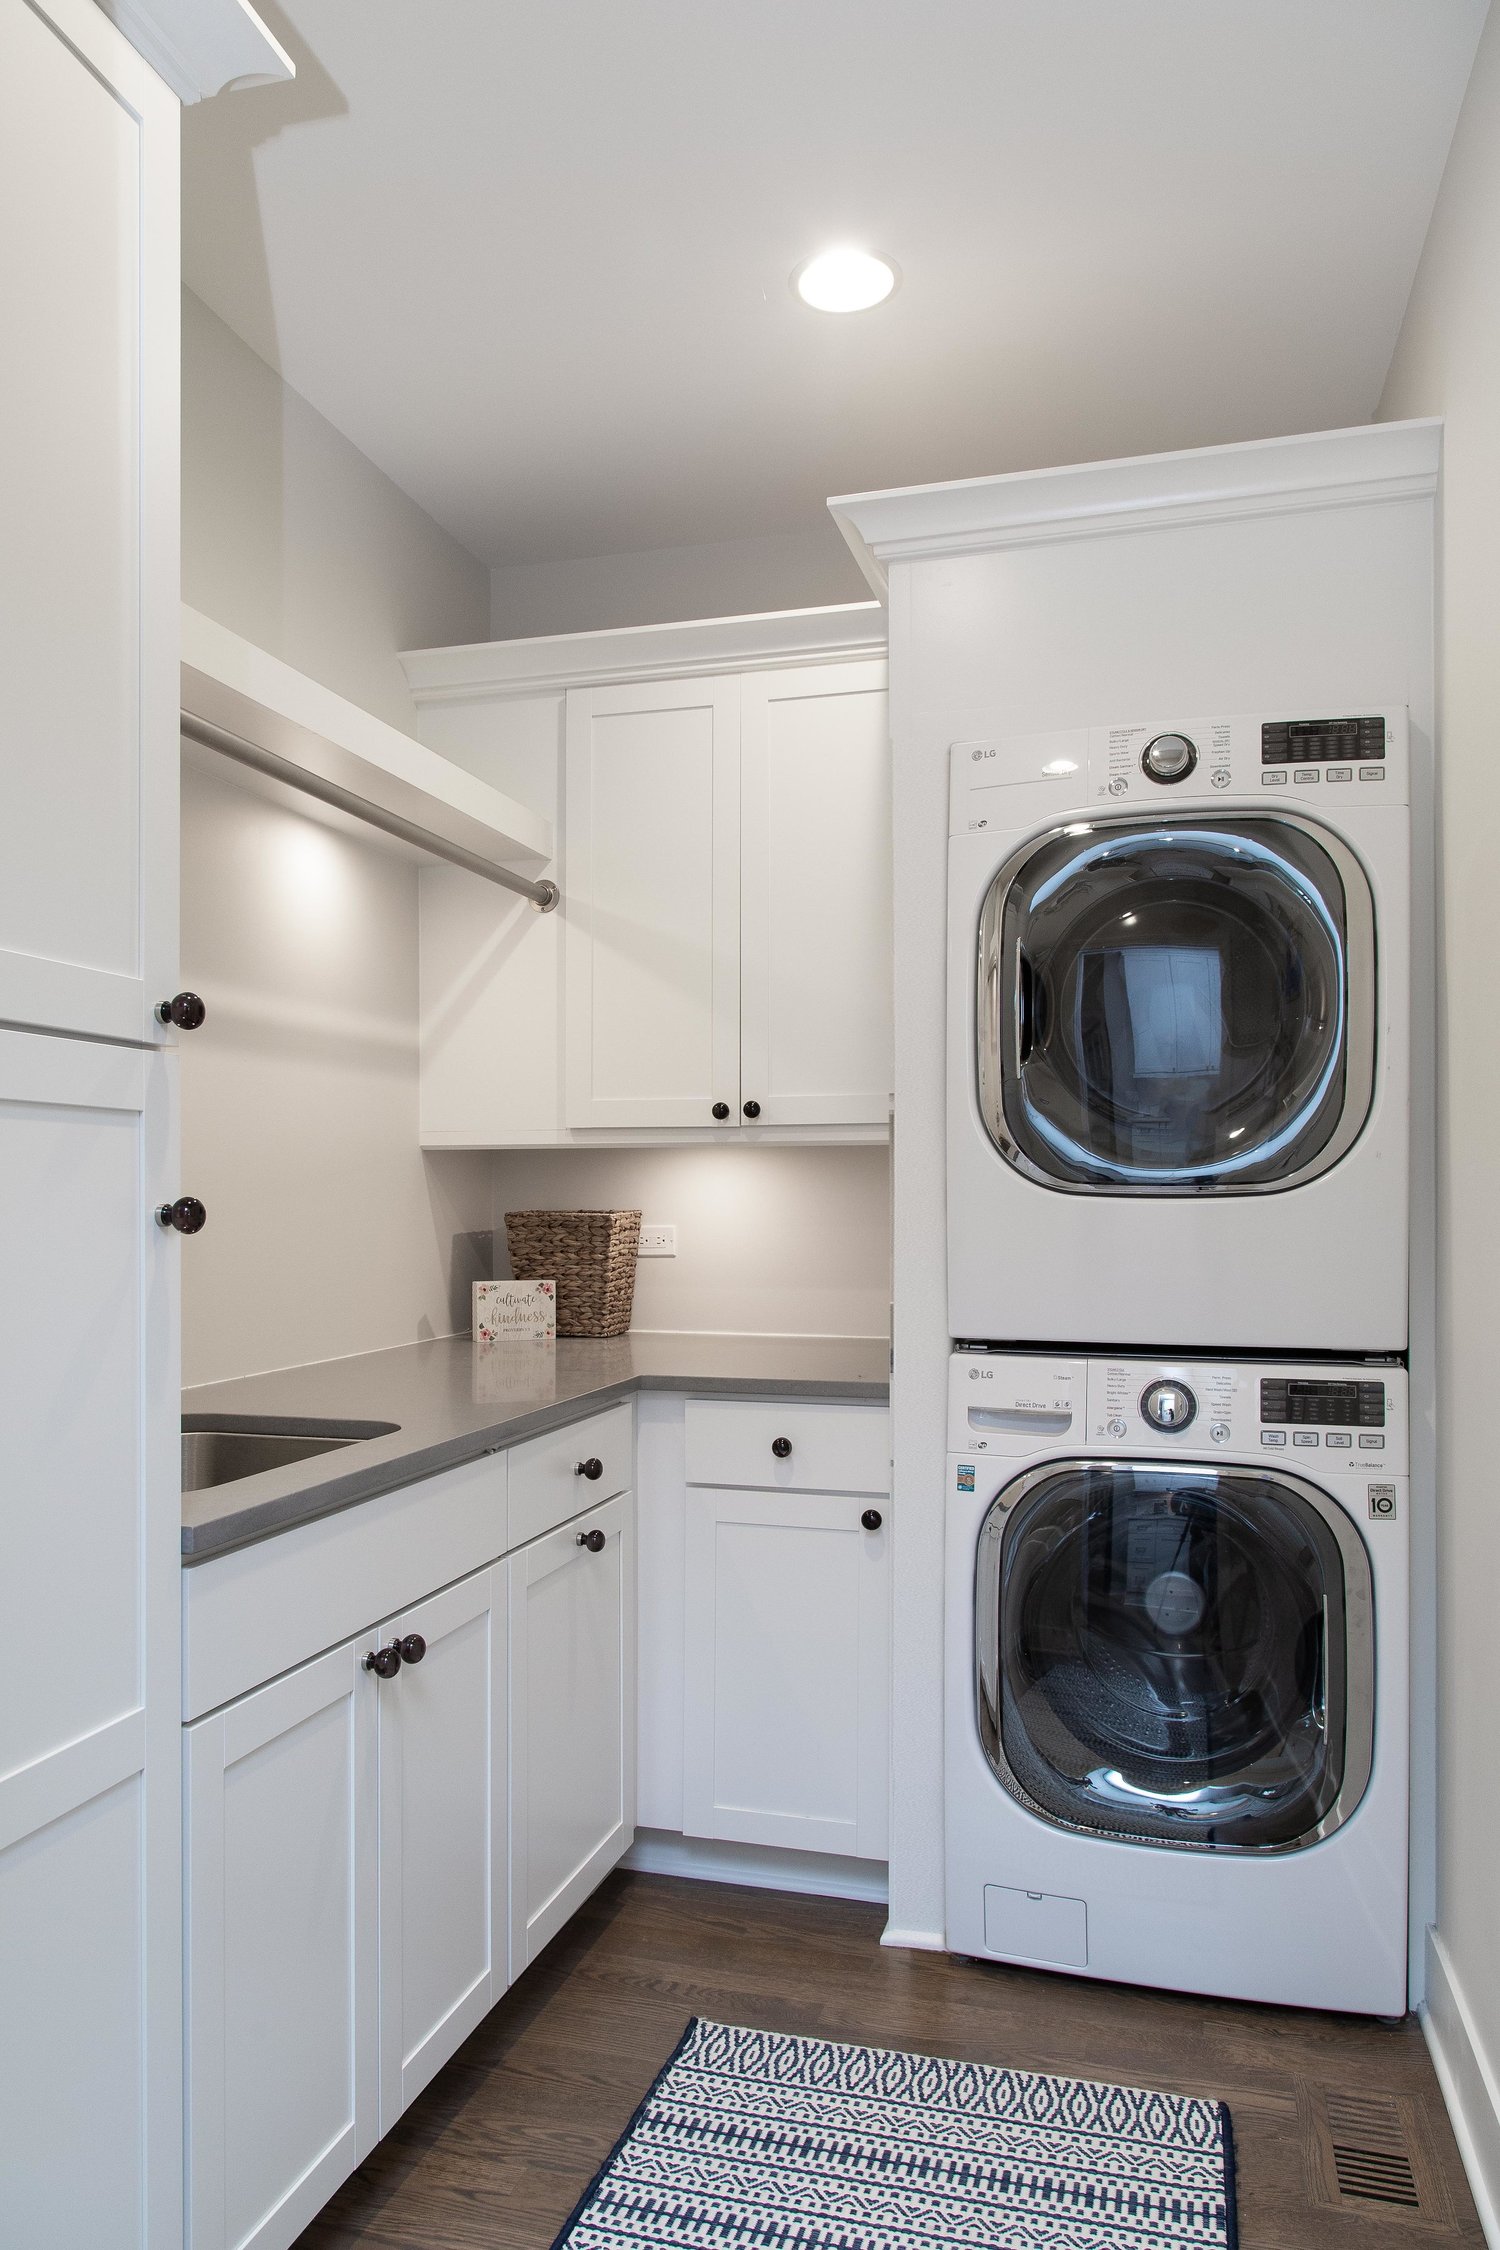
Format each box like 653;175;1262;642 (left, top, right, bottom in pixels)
978;817;1375;1191
976;1463;1374;1851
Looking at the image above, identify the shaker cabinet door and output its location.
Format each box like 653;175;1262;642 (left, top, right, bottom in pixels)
185;1642;378;2250
739;660;892;1127
509;1493;636;1973
683;1487;890;1859
376;1566;507;2130
564;678;740;1129
0;1028;175;2250
0;0;178;1043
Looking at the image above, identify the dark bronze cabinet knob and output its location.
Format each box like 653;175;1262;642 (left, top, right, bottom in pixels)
742;1100;761;1119
156;991;207;1030
861;1508;883;1531
772;1436;792;1459
711;1102;730;1120
576;1526;606;1553
576;1456;603;1480
397;1634;426;1665
364;1644;401;1679
156;1196;206;1234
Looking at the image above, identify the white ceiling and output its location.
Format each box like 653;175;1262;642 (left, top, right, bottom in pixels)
183;0;1487;572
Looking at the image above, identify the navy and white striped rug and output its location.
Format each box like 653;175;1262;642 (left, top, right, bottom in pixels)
554;2017;1236;2250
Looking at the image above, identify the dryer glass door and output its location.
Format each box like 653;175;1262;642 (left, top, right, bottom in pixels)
976;1462;1374;1851
979;817;1375;1191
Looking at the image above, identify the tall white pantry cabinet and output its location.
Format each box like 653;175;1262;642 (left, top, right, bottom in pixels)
0;0;181;2241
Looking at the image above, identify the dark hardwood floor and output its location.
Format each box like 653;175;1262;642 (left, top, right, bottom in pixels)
296;1870;1483;2249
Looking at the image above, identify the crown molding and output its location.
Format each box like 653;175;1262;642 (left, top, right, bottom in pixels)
830;419;1443;594
400;601;886;706
93;0;293;102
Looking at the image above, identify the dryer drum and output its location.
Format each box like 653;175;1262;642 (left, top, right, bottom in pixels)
975;1462;1376;1852
977;815;1377;1193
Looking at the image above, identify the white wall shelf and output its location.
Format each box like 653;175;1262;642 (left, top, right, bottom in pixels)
181;606;555;890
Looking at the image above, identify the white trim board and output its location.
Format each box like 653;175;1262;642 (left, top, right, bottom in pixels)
400;602;886;705
94;0;293;101
830;418;1443;593
1424;1928;1500;2247
622;1828;888;1906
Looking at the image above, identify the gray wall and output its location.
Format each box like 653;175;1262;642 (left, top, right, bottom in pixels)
182;287;490;730
1379;6;1500;2224
489;525;867;639
180;760;493;1388
180;293;495;1383
490;1145;890;1340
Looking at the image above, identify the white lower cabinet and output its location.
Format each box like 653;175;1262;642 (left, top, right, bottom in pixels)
375;1568;507;2129
185;1563;506;2250
683;1486;891;1860
510;1491;637;1973
185;1640;377;2250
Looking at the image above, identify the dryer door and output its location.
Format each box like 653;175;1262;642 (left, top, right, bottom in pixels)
975;1461;1374;1851
977;816;1375;1192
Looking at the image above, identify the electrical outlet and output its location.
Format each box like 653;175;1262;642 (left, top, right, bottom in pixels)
638;1223;677;1258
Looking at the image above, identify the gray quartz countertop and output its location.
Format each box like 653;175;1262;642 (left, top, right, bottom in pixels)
181;1331;889;1563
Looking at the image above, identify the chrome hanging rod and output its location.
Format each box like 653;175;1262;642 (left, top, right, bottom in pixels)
180;709;560;911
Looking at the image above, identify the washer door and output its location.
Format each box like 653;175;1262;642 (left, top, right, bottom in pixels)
977;816;1375;1192
975;1462;1374;1851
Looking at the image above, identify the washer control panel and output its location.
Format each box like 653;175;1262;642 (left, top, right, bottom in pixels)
951;1350;1408;1472
949;706;1409;832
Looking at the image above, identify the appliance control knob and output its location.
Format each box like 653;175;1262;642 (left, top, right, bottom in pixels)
1210;1421;1232;1444
1106;1416;1128;1440
1141;732;1198;784
1141;1379;1198;1432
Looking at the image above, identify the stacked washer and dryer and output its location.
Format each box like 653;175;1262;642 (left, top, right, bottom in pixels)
944;709;1411;2015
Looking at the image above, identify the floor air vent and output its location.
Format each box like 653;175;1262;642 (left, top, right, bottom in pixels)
1327;2091;1421;2208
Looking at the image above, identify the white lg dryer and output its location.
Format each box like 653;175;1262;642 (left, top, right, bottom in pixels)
945;1347;1409;2015
947;710;1410;1351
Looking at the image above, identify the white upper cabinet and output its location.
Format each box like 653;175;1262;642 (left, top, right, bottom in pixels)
739;660;891;1128
404;607;889;1146
565;677;741;1130
0;0;178;1045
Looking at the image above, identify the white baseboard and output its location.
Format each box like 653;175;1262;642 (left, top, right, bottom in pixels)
623;1827;888;1905
1423;1927;1500;2247
879;1924;946;1952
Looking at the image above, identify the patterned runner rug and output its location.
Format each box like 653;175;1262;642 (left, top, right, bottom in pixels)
553;2017;1237;2250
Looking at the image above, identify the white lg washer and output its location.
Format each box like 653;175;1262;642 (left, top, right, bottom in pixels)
947;710;1411;1351
945;1347;1409;2016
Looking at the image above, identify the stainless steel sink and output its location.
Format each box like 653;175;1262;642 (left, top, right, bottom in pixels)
181;1418;399;1494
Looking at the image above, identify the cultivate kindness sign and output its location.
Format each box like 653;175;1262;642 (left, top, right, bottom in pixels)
473;1279;556;1342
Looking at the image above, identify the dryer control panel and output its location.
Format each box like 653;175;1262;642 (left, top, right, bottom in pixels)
949;1349;1408;1473
950;706;1410;830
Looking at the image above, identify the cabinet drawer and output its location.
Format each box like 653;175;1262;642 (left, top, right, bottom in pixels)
683;1400;889;1496
508;1402;634;1547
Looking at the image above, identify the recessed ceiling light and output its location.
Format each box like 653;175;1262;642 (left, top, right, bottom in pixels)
792;247;898;313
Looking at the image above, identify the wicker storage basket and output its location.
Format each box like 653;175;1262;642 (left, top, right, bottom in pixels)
503;1208;641;1338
